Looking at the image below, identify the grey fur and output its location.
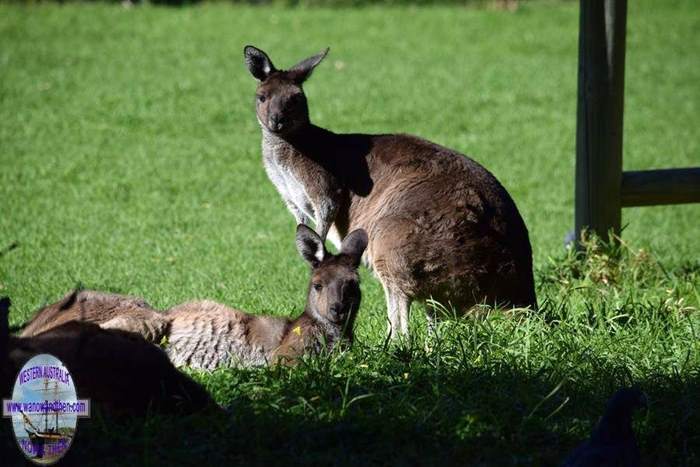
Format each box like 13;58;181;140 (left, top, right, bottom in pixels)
19;227;367;370
244;46;537;338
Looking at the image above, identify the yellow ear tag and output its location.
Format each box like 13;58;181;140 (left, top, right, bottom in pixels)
293;325;302;336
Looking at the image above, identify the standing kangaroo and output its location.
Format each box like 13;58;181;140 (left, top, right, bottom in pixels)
20;225;368;370
243;46;536;338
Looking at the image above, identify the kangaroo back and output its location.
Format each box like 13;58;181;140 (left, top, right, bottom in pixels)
4;298;213;415
20;290;158;337
165;300;287;369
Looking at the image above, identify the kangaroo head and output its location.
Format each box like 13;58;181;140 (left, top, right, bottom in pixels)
244;45;329;136
295;224;367;331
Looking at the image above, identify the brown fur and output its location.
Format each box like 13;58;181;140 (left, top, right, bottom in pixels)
244;46;537;337
20;289;164;339
18;226;367;370
1;298;213;415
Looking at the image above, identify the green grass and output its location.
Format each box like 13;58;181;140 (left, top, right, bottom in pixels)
0;1;699;465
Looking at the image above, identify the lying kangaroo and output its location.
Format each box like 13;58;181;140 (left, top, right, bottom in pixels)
243;46;537;337
20;225;368;370
1;297;214;415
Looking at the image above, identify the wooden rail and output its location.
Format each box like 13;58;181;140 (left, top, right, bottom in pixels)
574;0;699;242
622;168;700;207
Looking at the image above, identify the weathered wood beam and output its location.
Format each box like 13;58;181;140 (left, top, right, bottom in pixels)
621;168;700;207
575;0;628;241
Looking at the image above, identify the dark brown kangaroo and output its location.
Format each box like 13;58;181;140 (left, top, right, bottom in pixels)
20;226;367;370
1;297;214;415
243;46;536;337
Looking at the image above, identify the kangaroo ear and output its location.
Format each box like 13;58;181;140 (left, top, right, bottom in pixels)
244;45;276;81
288;48;329;83
296;224;326;268
340;229;368;267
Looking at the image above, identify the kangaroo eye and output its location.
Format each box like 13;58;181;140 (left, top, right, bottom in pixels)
313;283;323;292
257;95;266;103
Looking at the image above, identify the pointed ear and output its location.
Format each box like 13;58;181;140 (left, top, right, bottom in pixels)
244;45;276;81
288;48;329;83
296;224;326;268
340;229;368;267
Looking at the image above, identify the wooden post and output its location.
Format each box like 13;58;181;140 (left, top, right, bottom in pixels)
575;0;628;242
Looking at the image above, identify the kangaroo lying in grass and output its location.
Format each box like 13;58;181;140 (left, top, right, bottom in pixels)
1;297;214;415
20;225;368;370
243;46;537;339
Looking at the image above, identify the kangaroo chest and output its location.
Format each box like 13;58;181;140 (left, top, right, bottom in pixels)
262;138;317;224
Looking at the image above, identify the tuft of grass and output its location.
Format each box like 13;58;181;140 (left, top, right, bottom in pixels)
0;1;698;465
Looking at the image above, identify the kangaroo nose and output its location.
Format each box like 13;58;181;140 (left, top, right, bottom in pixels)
330;303;343;316
269;114;284;131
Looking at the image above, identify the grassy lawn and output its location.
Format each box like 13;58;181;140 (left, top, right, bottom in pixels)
1;1;698;465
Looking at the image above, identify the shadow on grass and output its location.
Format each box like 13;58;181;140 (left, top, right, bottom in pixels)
1;350;695;467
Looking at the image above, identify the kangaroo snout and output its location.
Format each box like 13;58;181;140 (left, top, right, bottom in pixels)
268;113;286;132
329;302;348;322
